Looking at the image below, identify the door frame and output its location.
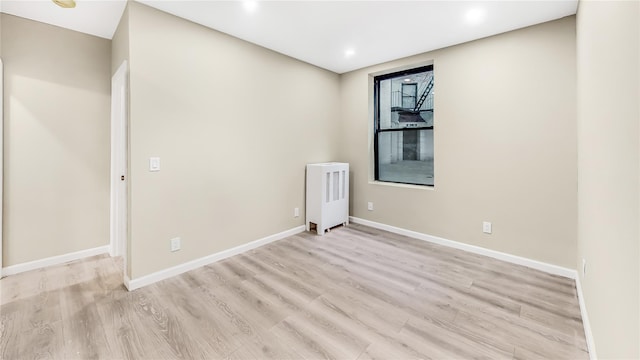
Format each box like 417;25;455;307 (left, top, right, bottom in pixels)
110;61;128;276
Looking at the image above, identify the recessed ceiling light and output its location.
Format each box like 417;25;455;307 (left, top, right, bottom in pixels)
243;1;258;12
404;78;412;82
465;8;486;25
345;49;356;58
53;0;76;8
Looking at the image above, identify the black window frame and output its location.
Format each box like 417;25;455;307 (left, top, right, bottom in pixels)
374;65;434;186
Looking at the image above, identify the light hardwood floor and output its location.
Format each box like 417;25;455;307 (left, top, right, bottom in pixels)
0;224;588;359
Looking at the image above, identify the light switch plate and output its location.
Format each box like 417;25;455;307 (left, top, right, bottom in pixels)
149;157;160;172
482;221;492;234
170;237;181;252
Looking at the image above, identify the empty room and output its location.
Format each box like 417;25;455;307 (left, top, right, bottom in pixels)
0;0;638;359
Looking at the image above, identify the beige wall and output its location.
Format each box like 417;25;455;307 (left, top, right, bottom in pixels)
126;3;341;279
111;5;130;76
340;17;577;268
0;11;3;56
576;1;640;358
1;14;111;266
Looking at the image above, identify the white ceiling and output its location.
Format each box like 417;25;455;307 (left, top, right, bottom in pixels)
0;0;578;74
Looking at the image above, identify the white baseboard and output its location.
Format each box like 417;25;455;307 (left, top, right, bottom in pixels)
575;274;597;359
349;217;576;279
1;245;111;277
125;225;306;291
123;274;132;291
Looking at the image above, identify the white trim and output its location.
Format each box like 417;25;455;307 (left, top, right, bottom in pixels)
1;245;110;277
349;217;576;279
123;275;132;291
368;180;434;191
575;274;597;359
110;60;128;260
125;225;306;291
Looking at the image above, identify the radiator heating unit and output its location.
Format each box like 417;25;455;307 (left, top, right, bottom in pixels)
306;162;349;235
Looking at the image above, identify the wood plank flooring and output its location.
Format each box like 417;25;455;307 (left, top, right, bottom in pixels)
0;224;589;359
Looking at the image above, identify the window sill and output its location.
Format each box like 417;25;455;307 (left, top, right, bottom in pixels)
368;181;435;191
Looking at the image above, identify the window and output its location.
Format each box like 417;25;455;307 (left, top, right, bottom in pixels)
374;65;434;186
401;83;417;109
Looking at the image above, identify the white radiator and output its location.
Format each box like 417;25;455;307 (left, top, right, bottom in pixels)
306;162;349;235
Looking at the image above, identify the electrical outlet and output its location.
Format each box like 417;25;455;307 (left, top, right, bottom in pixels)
170;237;181;252
582;258;587;277
367;202;374;211
294;207;300;218
482;221;492;234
